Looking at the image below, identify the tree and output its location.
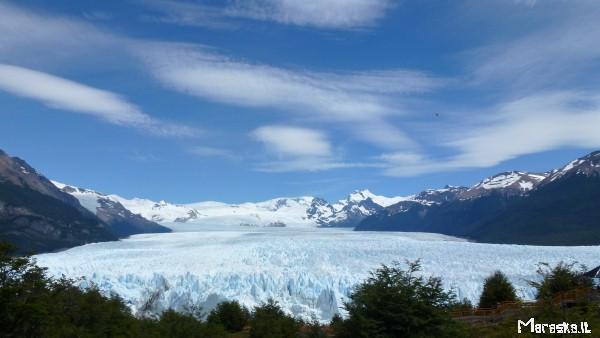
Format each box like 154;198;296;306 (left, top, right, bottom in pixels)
303;316;327;338
207;300;249;332
529;262;592;300
0;242;228;338
478;271;517;308
249;299;299;338
156;309;226;338
335;260;465;338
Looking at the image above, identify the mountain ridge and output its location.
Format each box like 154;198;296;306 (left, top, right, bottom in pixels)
0;150;116;254
59;188;404;229
356;150;600;245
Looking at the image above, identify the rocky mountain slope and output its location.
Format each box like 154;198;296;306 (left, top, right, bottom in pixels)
52;182;171;237
0;150;115;253
357;151;600;245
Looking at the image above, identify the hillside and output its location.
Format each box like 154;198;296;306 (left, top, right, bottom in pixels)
0;150;116;253
357;151;600;246
53;182;171;237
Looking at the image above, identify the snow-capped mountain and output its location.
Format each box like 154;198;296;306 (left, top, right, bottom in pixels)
545;150;600;183
357;150;600;246
0;149;115;253
461;171;548;199
387;171;548;214
52;182;170;236
54;185;407;229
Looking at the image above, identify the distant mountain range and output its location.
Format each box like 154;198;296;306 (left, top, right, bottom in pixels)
2;148;600;250
0;150;169;254
56;187;406;229
357;151;600;246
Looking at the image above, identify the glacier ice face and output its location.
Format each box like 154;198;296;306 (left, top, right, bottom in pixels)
34;227;600;322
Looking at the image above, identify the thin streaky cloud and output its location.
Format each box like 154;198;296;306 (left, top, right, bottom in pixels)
226;0;395;29
140;0;395;30
381;91;600;176
0;64;197;137
189;146;240;161
0;2;122;65
250;125;385;172
468;3;600;92
138;44;434;149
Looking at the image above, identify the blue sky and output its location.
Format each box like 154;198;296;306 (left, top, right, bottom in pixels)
1;0;600;203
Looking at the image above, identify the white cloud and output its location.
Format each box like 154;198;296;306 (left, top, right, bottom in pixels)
139;44;437;149
189;146;239;161
141;0;395;30
448;91;600;167
0;64;196;137
250;125;381;172
252;125;331;157
227;0;395;29
381;91;600;176
0;2;123;66
139;0;236;29
469;3;600;91
254;158;377;173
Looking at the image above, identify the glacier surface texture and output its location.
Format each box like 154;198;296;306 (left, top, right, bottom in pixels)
35;227;600;321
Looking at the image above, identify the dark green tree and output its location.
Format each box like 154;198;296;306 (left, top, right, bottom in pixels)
335;260;465;338
478;271;517;308
302;316;327;338
156;309;226;338
0;242;229;338
207;300;249;332
529;262;592;300
249;299;300;338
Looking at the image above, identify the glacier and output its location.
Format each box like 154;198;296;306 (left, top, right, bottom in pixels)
34;227;600;322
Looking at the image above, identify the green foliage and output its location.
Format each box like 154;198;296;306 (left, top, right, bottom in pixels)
478;270;517;308
154;309;227;338
0;242;228;338
466;302;600;337
449;297;473;313
334;260;466;338
249;299;300;338
6;240;600;338
208;300;250;332
303;317;327;338
529;262;592;300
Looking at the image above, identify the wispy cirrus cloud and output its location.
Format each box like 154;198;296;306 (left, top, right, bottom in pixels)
6;0;600;178
189;146;240;161
226;0;395;30
380;91;600;176
138;44;439;149
0;64;197;137
140;0;396;30
467;2;600;92
139;0;236;29
251;125;377;172
0;2;123;66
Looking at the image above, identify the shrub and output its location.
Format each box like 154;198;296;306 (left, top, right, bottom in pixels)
249;299;300;338
0;242;228;338
207;300;250;332
302;317;327;338
478;271;517;308
529;262;592;300
335;260;466;338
